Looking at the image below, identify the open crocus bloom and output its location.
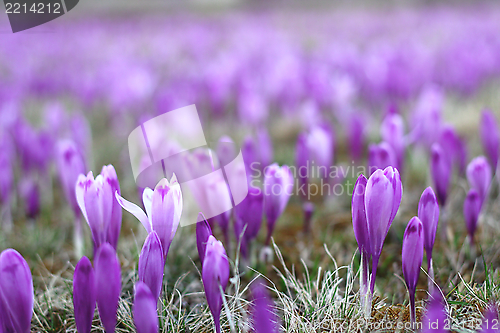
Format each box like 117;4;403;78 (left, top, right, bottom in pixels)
115;175;183;258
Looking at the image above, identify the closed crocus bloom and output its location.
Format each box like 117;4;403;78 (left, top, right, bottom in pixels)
402;217;424;325
196;213;213;264
381;113;405;172
367;142;396;176
464;189;482;244
56;140;86;215
439;125;467;175
101;165;122;250
466;156;492;205
73;256;96;333
263;164;294;245
19;177;40;219
365;167;402;292
0;249;33;333
480;304;499;333
421;291;448;333
480;110;500;171
348;113;365;162
418;187;439;277
202;235;230;333
76;171;114;252
251;279;279;333
242;135;258;176
430;143;451;206
234;186;264;257
256;127;273;170
305;124;334;180
95;244;121;333
133;282;159;333
116;175;183;259
138;231;164;303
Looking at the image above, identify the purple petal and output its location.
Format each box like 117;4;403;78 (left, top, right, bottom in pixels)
352;174;370;255
196;213;213;264
102;165;122;250
73;256;96;333
202;236;230;333
463;189;482;241
430;143;451;206
95;244;121;333
480;304;499;333
115;192;151;233
402;217;424;295
466;156;492;205
480;110;500;171
133;282;159;333
0;249;33;333
251;279;279;333
421;290;448;333
418;187;440;259
138;231;164;303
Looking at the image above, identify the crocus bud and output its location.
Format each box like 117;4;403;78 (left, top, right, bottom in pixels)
348;113;365;162
402;217;424;325
418;187;440;268
466;156;492;205
430;143;451;206
76;170;114;252
368;142;396;176
251;279;279;333
421;291;448;333
19;177;40;219
133;282;159;333
138;231;164;303
95;243;121;333
480;304;499;333
0;249;34;333
365;167;402;292
304;124;334;180
463;189;481;244
480;110;500;172
439;125;467;175
242;135;259;177
73;256;96;333
256;127;273;170
202;235;230;333
196;213;213;263
116;175;183;259
234;186;264;244
56;140;86;215
381;113;405;172
263;164;294;245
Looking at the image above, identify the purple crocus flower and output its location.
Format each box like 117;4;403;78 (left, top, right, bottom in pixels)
417;187;439;290
463;189;481;245
202;235;230;333
19;177;40;219
242;135;259;177
133;282;159;333
196;213;213;264
381;113;405;172
251;279;279;333
347;113;365;162
76;165;122;253
234;186;264;257
73;256;96;333
402;217;424;326
116;175;183;259
138;231;164;304
95;243;121;333
304;124;334;180
263;164;294;245
365;166;402;292
439;125;467;175
430;143;451;206
480;110;500;172
421;290;448;333
56;140;86;216
0;249;33;333
367;142;396;176
466;156;492;206
480;304;499;333
256;127;273;170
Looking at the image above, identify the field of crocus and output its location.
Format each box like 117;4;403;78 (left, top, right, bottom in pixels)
2;4;500;333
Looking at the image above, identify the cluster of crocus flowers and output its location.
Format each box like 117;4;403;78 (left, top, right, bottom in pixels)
351;166;402;316
76;165;122;254
0;249;34;333
73;244;121;333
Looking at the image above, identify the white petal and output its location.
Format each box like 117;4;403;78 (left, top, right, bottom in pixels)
115;191;152;233
75;173;91;223
142;187;154;228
